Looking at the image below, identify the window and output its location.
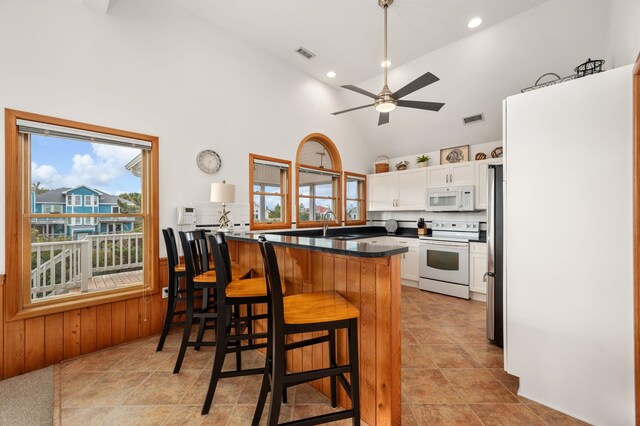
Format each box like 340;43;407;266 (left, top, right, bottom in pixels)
5;109;159;319
295;133;342;228
249;154;292;230
344;172;367;225
112;206;120;213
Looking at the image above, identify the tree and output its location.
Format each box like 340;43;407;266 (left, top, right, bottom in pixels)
299;203;310;221
32;181;49;195
268;204;281;220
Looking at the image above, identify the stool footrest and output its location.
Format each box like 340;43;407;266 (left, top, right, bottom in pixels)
225;342;268;353
284;365;351;387
219;367;264;379
285;335;330;351
226;332;268;342
279;409;354;426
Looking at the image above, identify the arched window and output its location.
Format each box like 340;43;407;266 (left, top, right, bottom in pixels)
295;133;342;228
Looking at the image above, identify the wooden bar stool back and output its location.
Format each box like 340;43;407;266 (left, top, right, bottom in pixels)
254;239;361;426
157;228;187;352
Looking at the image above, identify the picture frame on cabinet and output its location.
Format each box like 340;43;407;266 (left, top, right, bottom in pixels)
440;144;470;164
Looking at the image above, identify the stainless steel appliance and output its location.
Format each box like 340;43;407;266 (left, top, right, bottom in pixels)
418;220;480;299
486;165;504;347
426;186;475;212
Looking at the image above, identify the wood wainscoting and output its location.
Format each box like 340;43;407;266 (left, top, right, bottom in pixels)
229;240;402;426
0;259;169;380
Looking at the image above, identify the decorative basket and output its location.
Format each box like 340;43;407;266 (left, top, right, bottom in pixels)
375;155;389;173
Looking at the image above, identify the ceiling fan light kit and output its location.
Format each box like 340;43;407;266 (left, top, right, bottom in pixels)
331;0;445;125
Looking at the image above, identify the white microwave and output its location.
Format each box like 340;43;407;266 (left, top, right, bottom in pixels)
426;186;475;212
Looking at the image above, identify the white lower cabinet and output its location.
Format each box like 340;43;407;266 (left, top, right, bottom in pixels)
469;242;487;294
354;236;419;284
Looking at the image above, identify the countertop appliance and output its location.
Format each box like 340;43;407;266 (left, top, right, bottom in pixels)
426;186;475;212
486;165;504;348
418;220;479;299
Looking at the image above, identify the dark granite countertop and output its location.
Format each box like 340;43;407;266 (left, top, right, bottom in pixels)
226;231;409;258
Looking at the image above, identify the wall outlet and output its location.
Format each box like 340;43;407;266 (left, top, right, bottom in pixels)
161;287;169;299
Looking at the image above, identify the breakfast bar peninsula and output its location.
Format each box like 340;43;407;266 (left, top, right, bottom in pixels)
226;232;407;425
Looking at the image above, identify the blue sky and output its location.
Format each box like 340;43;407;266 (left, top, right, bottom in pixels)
31;135;141;195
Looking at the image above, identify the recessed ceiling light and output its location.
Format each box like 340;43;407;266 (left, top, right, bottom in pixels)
381;60;392;68
326;71;337;78
467;17;483;29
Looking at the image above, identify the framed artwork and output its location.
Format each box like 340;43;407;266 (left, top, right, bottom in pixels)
440;145;470;164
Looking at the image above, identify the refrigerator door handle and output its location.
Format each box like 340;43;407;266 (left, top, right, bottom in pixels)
486;276;495;340
486;166;496;341
483;271;495;282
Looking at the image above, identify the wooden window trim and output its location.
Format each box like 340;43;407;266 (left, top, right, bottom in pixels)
249;153;292;231
5;109;159;322
344;171;367;226
295;133;343;228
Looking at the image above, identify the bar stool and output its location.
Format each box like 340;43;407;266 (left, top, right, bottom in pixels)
254;238;361;426
156;228;187;352
201;232;275;415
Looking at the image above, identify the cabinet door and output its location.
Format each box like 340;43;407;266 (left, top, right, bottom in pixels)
426;165;450;188
450;162;475;186
367;173;396;211
403;246;419;281
396;169;427;210
474;158;502;211
470;251;487;294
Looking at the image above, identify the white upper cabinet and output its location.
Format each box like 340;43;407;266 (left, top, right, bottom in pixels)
426;162;475;188
367;169;427;211
475;158;503;210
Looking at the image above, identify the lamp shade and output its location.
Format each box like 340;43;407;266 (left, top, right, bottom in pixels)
210;182;235;203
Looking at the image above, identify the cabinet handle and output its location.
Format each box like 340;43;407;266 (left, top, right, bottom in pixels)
446;174;449;183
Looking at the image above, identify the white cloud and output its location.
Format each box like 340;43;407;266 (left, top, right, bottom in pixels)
31;145;141;194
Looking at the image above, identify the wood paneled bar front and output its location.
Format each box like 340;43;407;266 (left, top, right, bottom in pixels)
226;233;406;426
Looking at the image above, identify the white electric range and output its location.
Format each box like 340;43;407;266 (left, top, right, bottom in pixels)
418;220;480;299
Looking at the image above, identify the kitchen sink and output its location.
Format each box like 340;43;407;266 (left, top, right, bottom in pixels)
325;234;362;240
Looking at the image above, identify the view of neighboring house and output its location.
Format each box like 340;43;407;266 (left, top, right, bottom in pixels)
31;185;136;239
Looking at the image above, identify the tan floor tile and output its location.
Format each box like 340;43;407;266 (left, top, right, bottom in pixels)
290;404;351;425
236;374;266;404
426;345;482;369
101;405;174;425
229;403;293;426
402;369;462;404
63;371;151;407
411;404;482;425
294;383;331;404
403;344;439;369
165;404;235;425
61;406;111;425
442;326;488;346
110;350;174;372
464;344;504;368
402;404;418;426
469;403;546;425
402;328;420;344
442;369;519;404
125;370;199;406
488;368;520;395
409;326;457;345
525;401;589;425
61;371;104;401
180;370;246;405
60;346;135;373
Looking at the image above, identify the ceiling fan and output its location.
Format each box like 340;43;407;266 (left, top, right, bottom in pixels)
331;0;445;126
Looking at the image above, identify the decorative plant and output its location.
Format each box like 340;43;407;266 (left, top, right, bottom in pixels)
416;154;430;163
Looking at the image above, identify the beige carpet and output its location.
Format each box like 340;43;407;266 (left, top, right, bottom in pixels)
0;366;54;426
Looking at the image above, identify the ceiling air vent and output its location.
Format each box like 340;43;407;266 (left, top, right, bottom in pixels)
463;113;485;125
295;47;316;60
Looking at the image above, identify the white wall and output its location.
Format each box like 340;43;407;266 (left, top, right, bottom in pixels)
0;0;371;270
607;0;640;68
505;66;634;424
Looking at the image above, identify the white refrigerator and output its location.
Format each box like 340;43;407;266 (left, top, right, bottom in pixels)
504;65;634;425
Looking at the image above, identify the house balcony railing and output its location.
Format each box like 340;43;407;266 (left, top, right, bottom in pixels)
30;232;143;300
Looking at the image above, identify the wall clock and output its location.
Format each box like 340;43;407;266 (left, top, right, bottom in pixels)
196;150;222;174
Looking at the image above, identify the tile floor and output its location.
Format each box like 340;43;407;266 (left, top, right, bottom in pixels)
58;286;588;425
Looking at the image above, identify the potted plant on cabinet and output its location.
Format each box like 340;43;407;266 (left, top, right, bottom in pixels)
416;154;430;168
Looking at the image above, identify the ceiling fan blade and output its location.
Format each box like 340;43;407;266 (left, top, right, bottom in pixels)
331;104;375;115
393;72;440;100
341;85;379;99
397;100;445;112
378;112;390;126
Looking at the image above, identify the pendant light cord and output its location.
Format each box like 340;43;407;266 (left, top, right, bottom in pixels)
383;4;389;87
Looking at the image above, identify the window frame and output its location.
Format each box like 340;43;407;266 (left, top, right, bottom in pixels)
295;133;342;229
5;109;159;321
249;153;292;231
343;171;367;226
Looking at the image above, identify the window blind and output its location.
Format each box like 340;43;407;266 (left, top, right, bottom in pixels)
17;119;152;150
298;166;340;177
254;159;290;169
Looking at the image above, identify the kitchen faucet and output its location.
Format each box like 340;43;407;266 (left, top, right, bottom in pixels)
322;210;336;237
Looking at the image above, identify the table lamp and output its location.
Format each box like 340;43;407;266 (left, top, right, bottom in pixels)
210;180;235;233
